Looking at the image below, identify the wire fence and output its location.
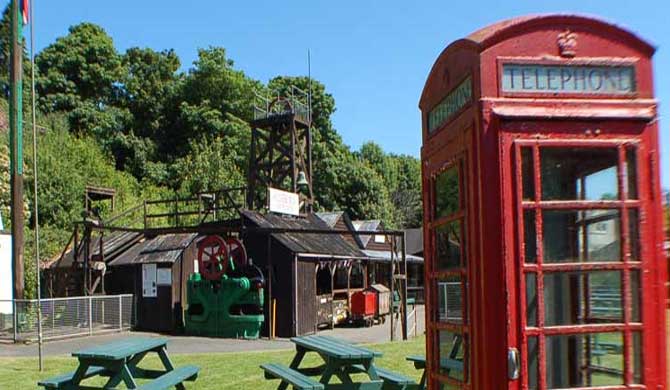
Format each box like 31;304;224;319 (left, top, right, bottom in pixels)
0;294;134;342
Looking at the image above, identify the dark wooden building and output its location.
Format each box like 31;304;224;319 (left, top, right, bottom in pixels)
241;210;367;337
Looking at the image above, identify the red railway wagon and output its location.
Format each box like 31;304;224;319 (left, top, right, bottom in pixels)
419;15;667;390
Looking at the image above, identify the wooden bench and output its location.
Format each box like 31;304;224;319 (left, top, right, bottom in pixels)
38;366;108;389
351;364;417;390
137;365;200;390
261;363;324;390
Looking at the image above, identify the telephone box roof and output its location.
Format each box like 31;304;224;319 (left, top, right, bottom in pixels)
464;14;654;53
420;14;655;108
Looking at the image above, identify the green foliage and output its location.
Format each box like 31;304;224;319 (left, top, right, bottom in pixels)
23;116;142;228
173;136;245;196
0;17;425;298
0;5;33;104
36;23;123;113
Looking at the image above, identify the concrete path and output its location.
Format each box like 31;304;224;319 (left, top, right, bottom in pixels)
0;306;424;358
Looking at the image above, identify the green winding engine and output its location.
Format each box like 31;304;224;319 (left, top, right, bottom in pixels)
185;235;264;339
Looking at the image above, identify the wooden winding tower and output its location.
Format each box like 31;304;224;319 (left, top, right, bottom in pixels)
247;86;314;212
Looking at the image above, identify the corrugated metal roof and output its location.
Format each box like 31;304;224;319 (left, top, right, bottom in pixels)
362;249;423;264
47;231;144;269
405;228;423;256
109;233;197;266
315;212;343;228
241;210;365;258
352;220;381;248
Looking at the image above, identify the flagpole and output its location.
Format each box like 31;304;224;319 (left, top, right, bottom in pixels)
10;0;26;325
29;0;43;371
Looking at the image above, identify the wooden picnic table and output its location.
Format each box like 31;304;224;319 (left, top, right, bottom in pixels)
38;337;199;390
265;335;385;390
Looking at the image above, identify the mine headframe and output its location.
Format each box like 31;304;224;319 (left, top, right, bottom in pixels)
247;86;313;213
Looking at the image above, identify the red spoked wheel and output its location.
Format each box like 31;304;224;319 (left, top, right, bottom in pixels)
226;237;248;270
197;235;228;281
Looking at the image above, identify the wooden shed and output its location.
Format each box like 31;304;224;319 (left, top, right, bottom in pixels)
241;210;367;337
106;233;198;333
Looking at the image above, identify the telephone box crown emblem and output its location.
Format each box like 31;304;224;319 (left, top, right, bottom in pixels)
557;30;578;57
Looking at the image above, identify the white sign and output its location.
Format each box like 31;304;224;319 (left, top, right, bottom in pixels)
0;235;11;314
142;263;157;298
268;187;300;216
502;64;635;95
156;268;172;286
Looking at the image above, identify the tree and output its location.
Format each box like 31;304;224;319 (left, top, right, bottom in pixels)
120;47;181;139
36;23;128;144
0;5;33;108
36;23;123;112
172;136;245;200
329;155;395;224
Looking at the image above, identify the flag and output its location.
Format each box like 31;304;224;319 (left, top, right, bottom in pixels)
21;0;29;25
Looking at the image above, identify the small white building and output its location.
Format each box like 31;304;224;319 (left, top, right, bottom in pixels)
0;232;12;314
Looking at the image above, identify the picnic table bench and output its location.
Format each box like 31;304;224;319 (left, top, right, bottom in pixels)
406;355;465;390
38;337;199;390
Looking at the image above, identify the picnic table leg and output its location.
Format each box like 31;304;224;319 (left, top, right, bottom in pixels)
277;348;306;390
361;360;380;381
104;353;149;388
158;346;176;371
157;347;189;390
119;364;139;389
330;360;354;385
418;370;427;390
69;362;91;389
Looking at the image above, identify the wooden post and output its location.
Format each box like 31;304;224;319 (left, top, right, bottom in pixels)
390;247;395;342
88;295;93;336
401;233;408;340
330;264;335;330
267;234;273;339
9;0;24;300
143;200;147;229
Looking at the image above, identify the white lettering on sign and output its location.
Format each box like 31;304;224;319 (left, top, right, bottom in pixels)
502;64;635;95
268;187;300;216
428;76;472;133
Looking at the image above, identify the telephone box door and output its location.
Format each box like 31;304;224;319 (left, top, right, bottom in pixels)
511;135;660;389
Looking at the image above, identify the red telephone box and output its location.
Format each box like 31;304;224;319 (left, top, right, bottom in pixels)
420;15;667;390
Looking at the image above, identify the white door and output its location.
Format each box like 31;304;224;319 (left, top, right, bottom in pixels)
142;264;157;298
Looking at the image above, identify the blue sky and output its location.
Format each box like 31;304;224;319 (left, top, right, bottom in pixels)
23;0;670;188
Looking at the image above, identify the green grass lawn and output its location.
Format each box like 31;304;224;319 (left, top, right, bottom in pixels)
0;336;426;389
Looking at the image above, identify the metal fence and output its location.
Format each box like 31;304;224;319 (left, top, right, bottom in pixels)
0;294;134;342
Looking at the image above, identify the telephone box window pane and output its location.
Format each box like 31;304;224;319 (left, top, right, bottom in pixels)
524;210;537;263
631;270;642;322
437;276;464;323
436;220;464;270
629;209;641;261
439;382;461;390
626;147;638;199
526;273;538;327
522;147;535;201
527;336;539;390
435;166;461;218
438;330;467;382
546;332;624;388
632;332;643;383
544;271;622;326
540;148;619;201
543;210;621;263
